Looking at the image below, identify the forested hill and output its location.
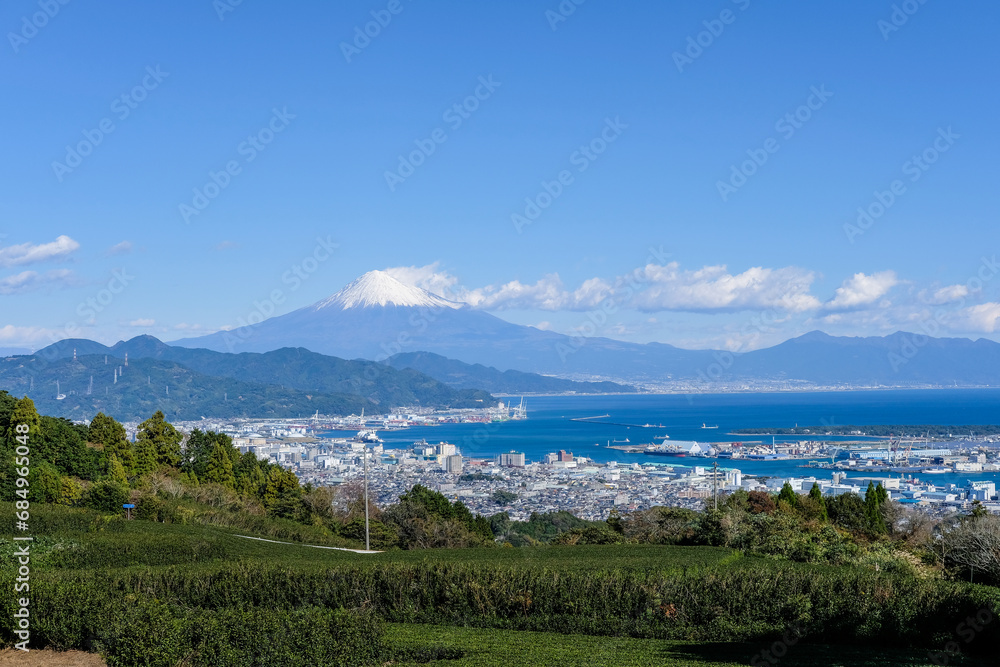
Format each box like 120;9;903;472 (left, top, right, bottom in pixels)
0;353;375;422
8;335;494;421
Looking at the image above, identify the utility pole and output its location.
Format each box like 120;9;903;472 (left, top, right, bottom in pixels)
713;460;719;510
363;443;370;551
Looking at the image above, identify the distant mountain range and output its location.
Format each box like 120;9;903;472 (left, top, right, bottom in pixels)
719;330;1000;386
169;270;1000;387
386;351;637;394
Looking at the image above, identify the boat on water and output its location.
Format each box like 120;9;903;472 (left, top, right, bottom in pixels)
653;434;670;440
921;467;950;474
612;438;630;444
644;448;687;458
354;430;383;444
701;423;718;429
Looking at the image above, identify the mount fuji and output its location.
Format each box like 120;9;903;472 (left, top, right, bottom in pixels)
170;270;712;379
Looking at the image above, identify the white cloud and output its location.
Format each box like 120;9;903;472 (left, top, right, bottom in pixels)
128;318;156;327
920;284;969;305
631;263;821;313
0;269;77;295
385;262;461;299
106;241;133;256
387;262;822;313
463;274;572;310
824;271;898;310
953;303;1000;333
0;235;80;268
0;324;58;347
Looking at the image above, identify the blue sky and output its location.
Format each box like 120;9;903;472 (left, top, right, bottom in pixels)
2;0;998;353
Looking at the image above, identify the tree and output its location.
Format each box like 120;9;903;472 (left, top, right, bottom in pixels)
777;482;799;511
747;490;777;514
808;482;828;521
89;412;127;447
132;436;158;477
90;413;133;477
385;484;493;548
204;442;236;488
0;390;17;436
29;461;62;503
936;515;1000;585
491;489;518;505
135;411;182;469
58;477;83;505
828;492;868;533
5;396;41;446
968;500;990;519
724;489;750;512
490;511;512;542
622;506;699;545
865;482;888;534
106;454;129;486
259;464;301;517
85;480;130;513
42;416;101;480
184;429;236;478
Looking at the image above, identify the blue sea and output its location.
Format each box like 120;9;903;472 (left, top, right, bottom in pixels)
347;389;1000;487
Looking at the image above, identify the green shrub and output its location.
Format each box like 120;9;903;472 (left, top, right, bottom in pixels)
84;481;129;513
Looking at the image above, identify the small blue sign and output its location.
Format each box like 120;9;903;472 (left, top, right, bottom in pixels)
123;504;135;509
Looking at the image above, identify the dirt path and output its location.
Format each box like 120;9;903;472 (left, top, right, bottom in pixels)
0;649;106;666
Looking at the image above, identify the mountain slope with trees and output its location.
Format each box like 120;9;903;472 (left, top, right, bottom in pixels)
0;353;375;422
24;336;493;414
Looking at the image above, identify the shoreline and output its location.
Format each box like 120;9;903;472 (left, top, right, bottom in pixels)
494;385;1000;398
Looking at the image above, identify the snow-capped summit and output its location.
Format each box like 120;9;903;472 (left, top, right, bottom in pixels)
313;270;463;310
